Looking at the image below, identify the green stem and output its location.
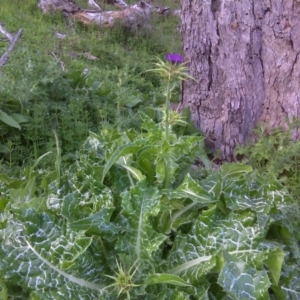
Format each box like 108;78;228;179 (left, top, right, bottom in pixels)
165;77;171;141
164;77;171;188
164;159;170;189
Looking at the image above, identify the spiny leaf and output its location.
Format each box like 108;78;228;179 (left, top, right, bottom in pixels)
69;208;120;237
167;207;267;282
173;173;213;204
221;163;253;179
101;142;144;183
146;273;191;287
218;252;271;300
115;182;167;260
0;209;105;299
118;164;145;182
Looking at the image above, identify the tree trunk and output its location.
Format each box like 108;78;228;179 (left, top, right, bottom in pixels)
181;0;300;160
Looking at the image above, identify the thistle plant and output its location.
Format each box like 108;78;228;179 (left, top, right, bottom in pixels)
148;54;195;140
148;54;195;188
101;259;140;299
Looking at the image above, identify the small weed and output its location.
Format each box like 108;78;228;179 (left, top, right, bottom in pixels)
236;120;300;202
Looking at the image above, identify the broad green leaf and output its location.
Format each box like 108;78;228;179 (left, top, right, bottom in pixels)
264;248;285;285
223;178;271;228
119;164;145;181
69;208;120;237
0;109;21;129
140;111;160;132
201;171;222;200
0;198;8;211
101;142;144;183
218;252;271;300
167;207;267;284
153;209;173;234
9;177;40;210
60;192;92;220
172;173;213;204
278;265;300;299
165;195;204;232
116;182;167;259
60;182;114;221
156;156;178;186
144;288;195;300
11;113;28;123
136;147;156;181
0;173;22;185
281;284;300;299
120;95;142;108
83;133;107;160
0;209;105;299
146;273;191;287
223;176;293;229
221;163;253;179
0;278;7;300
167;207;218;279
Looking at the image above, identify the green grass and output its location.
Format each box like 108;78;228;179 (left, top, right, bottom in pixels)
0;0;182;172
236;120;300;203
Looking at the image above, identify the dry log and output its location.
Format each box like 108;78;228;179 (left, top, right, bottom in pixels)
100;0;129;9
38;0;179;30
88;0;102;10
0;23;23;75
154;6;180;17
38;0;80;13
73;1;152;28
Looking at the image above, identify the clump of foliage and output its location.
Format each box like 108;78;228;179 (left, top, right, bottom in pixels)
0;0;182;170
0;57;300;299
236;121;300;202
0;113;300;299
0;68;119;168
1;1;300;299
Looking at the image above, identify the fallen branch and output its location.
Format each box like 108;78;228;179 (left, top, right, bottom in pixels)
73;1;152;28
38;0;180;30
0;23;23;75
88;0;102;10
100;0;129;9
154;6;180;17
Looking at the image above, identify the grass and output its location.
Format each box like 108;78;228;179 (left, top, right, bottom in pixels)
0;0;182;172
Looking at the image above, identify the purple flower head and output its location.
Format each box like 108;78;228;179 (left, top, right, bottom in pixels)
166;53;183;64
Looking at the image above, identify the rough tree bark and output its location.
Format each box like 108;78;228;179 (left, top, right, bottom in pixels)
181;0;300;160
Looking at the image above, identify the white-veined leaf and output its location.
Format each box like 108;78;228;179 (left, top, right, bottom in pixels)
172;173;213;204
218;251;271;300
167;207;270;284
115;182;167;260
0;209;106;299
101;142;145;183
69;208;120;237
221;163;253;179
